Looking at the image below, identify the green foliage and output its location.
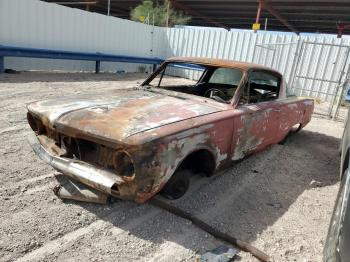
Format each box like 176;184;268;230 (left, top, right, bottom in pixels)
130;0;191;27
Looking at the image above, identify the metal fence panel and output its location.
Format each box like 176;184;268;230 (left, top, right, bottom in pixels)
164;27;350;110
0;0;164;72
2;0;350;113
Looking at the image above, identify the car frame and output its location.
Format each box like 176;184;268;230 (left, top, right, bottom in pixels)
27;57;314;202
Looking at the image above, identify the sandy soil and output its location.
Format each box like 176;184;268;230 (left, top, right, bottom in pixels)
0;72;346;262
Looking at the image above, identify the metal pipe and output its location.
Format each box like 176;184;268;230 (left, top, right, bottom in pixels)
256;41;299;47
259;0;299;35
333;49;350;120
107;0;110;16
150;196;271;262
303;41;350;48
289;39;304;95
27;133;123;196
51;1;98;4
0;45;164;65
255;2;262;24
295;75;338;83
292;88;339;96
337;24;350;38
325;40;345;103
320;39;336;102
254;2;262;33
329;47;350;119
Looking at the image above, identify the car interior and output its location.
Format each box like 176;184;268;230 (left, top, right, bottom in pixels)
238;71;281;105
145;62;281;105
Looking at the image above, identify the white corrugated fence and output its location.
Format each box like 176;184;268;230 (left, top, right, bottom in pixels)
1;0;350;117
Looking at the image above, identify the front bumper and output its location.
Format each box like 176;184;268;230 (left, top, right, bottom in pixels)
27;132;124;197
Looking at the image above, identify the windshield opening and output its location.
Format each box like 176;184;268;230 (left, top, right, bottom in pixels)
143;62;243;104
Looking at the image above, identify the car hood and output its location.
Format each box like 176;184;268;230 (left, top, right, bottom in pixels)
27;89;226;143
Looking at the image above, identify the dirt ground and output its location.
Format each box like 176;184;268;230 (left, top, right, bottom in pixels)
0;72;346;262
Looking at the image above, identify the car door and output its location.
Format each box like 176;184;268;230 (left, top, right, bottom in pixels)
324;169;350;262
231;70;281;160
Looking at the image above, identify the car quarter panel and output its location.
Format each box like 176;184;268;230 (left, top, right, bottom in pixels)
277;98;314;132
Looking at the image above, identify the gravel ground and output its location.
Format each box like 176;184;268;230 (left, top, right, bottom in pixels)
0;72;346;262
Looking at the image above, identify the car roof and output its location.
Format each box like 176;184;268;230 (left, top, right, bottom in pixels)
166;56;281;74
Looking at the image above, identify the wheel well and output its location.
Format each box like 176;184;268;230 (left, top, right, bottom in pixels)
178;149;216;176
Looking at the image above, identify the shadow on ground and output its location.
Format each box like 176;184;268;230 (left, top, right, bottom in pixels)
64;128;341;259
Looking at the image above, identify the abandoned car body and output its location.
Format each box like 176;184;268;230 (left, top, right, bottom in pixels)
27;57;314;203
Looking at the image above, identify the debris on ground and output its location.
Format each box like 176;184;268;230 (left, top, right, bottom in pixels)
199;245;238;262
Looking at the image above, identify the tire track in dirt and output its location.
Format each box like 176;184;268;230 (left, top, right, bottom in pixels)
15;208;160;262
0;173;55;195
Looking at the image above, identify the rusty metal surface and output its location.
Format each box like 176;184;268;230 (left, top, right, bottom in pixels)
53;175;110;204
166;57;281;73
26;57;314;203
27;89;227;144
28;133;124;196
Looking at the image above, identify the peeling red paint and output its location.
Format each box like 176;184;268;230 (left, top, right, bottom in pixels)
27;57;314;203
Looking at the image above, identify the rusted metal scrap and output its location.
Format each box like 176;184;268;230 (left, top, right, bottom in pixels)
28;134;123;197
53;175;110;204
26;57;314;203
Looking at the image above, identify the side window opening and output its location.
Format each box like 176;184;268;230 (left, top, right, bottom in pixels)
239;71;280;105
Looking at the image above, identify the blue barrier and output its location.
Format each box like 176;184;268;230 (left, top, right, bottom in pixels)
345;86;350;102
0;45;164;73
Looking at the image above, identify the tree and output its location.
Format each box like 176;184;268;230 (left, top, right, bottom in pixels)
130;0;191;27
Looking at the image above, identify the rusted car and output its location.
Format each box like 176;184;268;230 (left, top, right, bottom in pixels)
27;57;314;203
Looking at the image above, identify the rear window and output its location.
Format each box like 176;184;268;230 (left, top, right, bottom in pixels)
250;71;279;87
208;68;242;86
